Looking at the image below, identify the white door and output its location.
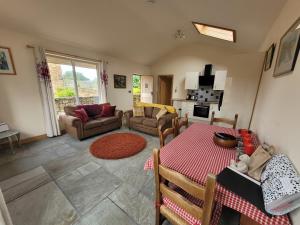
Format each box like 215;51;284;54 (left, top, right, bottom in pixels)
140;75;153;103
213;70;227;90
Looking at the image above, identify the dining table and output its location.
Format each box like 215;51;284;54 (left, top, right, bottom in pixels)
144;123;291;225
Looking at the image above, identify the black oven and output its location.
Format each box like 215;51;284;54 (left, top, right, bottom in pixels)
193;104;210;118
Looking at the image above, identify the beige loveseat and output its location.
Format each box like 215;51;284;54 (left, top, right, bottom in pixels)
124;104;177;136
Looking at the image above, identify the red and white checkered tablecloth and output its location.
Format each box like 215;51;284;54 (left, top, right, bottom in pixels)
144;123;291;225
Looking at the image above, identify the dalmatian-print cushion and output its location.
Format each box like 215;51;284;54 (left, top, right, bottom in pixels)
261;154;300;215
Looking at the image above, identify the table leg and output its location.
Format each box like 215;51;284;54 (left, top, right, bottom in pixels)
7;136;15;154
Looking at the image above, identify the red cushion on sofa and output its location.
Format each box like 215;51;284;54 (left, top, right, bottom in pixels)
100;105;116;117
77;104;101;117
99;103;111;112
74;108;89;123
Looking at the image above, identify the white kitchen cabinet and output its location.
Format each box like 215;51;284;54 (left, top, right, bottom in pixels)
213;70;227;90
210;104;221;117
185;72;199;90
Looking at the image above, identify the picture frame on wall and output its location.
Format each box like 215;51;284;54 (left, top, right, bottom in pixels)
0;46;16;75
264;43;276;71
114;74;126;88
274;17;300;76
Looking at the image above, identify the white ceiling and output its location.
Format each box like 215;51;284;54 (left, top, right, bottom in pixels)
0;0;286;65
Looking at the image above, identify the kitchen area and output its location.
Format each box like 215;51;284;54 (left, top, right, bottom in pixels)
172;64;227;122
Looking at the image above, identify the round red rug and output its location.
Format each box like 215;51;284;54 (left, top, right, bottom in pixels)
90;133;147;159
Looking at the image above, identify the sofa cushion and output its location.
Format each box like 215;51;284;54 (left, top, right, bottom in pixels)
74;108;89;123
77;104;101;117
133;106;145;117
100;105;116;117
144;107;153;118
152;107;161;119
130;117;144;125
84;120;104;130
156;107;168;120
96;117;119;125
143;118;158;128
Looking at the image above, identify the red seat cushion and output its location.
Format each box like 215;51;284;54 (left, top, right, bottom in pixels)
74;108;89;123
100;105;116;117
77;103;111;117
77;104;100;117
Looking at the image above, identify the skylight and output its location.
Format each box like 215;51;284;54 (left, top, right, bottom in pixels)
192;22;236;42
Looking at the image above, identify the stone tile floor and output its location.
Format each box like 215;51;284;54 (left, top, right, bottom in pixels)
0;127;170;225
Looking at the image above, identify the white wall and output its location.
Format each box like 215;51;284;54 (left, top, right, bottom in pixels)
250;0;300;223
0;28;150;139
151;43;264;128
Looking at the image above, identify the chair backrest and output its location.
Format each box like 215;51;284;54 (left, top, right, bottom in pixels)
175;113;189;136
210;111;238;129
158;119;176;148
153;148;216;225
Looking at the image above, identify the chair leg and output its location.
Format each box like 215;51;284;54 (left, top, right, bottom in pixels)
156;209;162;225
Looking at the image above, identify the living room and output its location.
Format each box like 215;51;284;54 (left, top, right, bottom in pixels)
0;0;300;225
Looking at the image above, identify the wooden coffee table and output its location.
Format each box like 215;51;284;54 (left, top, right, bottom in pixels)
0;130;20;154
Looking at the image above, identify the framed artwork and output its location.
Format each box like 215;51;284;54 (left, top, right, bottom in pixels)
274;18;300;76
114;74;126;88
0;46;16;75
264;43;276;71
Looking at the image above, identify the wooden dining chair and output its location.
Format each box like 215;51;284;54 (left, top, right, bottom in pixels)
153;148;216;225
210;111;238;129
158;119;176;148
175;113;189;136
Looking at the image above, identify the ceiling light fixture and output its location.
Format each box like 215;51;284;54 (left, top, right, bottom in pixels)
175;30;186;40
193;22;236;42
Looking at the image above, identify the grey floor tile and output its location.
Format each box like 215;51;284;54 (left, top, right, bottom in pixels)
113;158;152;192
74;198;137;225
44;151;92;179
140;175;155;202
0;150;59;181
57;167;122;216
109;183;155;225
0;128;161;225
0;166;52;203
7;181;77;225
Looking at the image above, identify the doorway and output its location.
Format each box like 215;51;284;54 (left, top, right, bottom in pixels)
141;75;154;103
132;75;154;105
158;75;173;105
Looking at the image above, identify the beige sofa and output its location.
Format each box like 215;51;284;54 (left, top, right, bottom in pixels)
60;106;123;140
124;106;177;136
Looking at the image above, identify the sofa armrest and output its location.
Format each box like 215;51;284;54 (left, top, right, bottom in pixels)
124;110;133;128
124;110;133;118
158;113;176;131
60;114;82;128
115;110;123;120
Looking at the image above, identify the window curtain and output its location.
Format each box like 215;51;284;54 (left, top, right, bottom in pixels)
98;61;108;103
34;47;61;137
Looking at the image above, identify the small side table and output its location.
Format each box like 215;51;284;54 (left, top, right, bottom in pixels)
0;130;20;154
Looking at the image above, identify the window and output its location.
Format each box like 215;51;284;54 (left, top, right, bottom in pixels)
192;22;236;42
47;54;100;113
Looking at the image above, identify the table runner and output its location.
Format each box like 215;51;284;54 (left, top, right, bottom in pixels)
144;123;291;225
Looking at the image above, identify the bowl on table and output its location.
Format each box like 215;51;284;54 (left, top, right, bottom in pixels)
213;132;238;148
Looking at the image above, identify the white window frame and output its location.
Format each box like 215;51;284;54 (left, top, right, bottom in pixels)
46;52;101;105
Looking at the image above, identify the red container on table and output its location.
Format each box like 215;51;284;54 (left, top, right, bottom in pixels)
239;129;249;136
243;136;252;145
244;143;255;156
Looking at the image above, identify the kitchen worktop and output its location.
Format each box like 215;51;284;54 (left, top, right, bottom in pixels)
172;99;218;104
